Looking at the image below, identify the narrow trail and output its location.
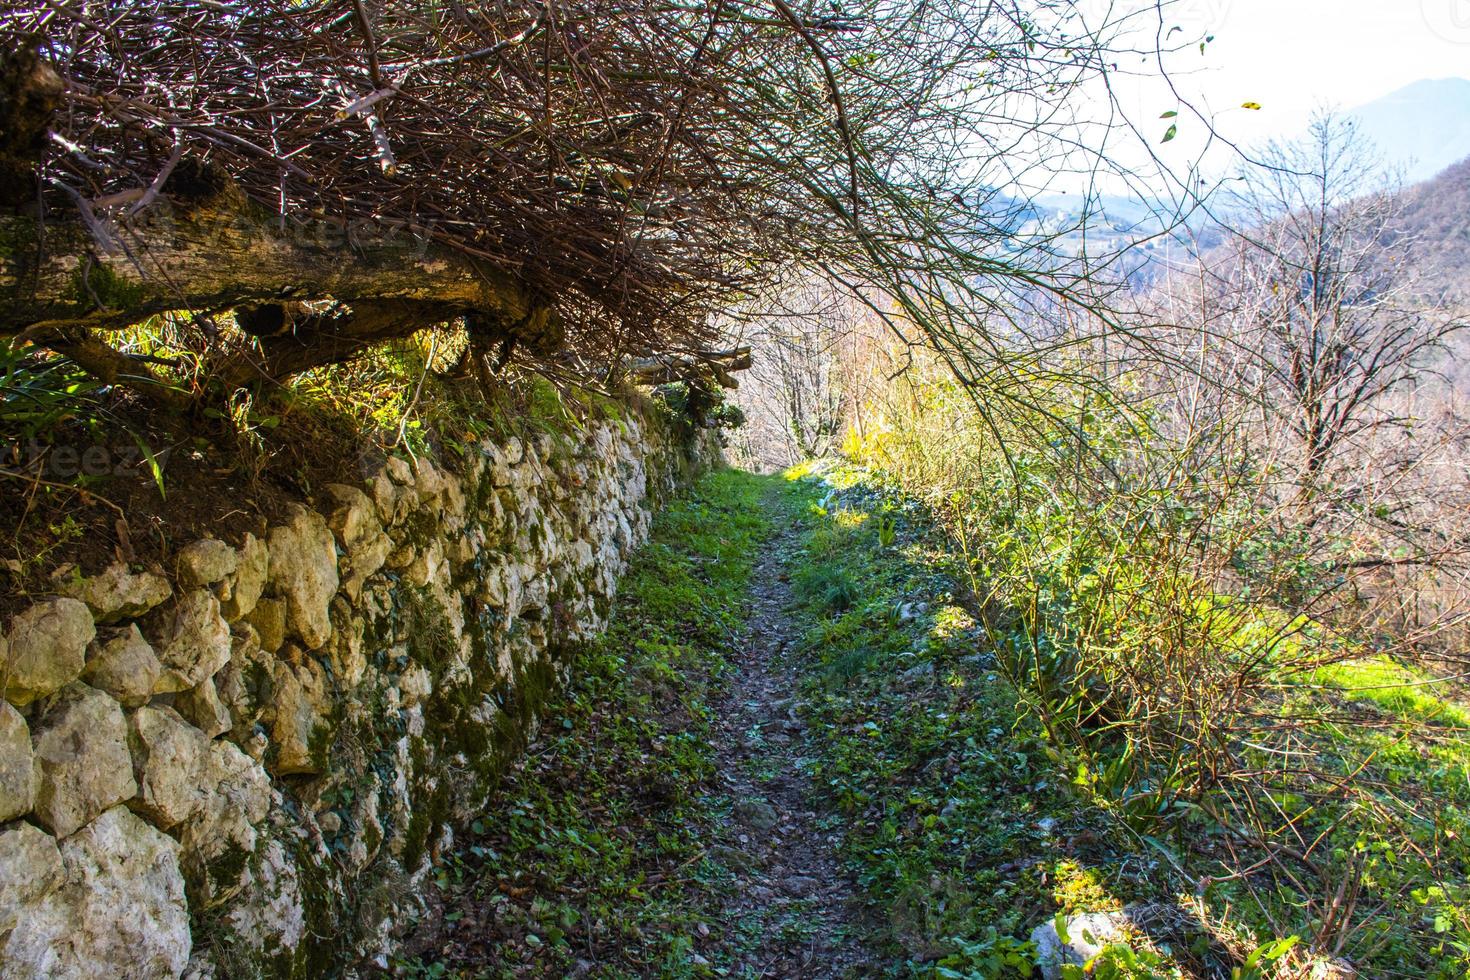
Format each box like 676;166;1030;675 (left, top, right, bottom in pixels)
709;490;883;978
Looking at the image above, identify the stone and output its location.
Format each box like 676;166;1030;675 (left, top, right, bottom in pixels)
0;411;711;976
368;470;407;525
180;739;272;908
0;822;65;935
0;701;37;821
154;589;232;693
1031;912;1128;980
269;659;327;776
176;677;231;738
81;625;162;708
324;483;392;599
1;807;190;979
129;705;211;829
222;836;305;961
268;505;340;650
54;562;171;623
176;539;238;588
782;876;821;898
31;683;138;838
324;483;378;546
212;632;275;739
413;457;448;501
245;597;287;653
398;664;432;708
897;661;935;688
384;455;413;484
733;798;779;832
221;533;268;621
3;597;94;706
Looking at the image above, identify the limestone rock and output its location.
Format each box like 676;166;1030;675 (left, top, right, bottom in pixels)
177;539;238;589
326;610;367;689
245;597;287;653
32;683;138;838
368;470;407;525
3;598;94;707
734;798;779;832
81;625;161;708
129;705;211;830
176;677;231;738
2;807;190;979
0;822;64;936
222;836;305;962
1031;912;1128;980
324;483;378;546
180;740;273;908
413;457;447;501
399;664;432;708
154;590;232;693
221;533;268;621
384;455;413;484
269;658;328;776
268;505;340;649
324;483;392;599
55;563;171;623
0;701;38;821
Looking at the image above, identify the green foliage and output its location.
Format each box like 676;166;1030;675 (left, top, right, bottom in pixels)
402;469;772;978
933;929;1036;977
775;467;1182;976
652;381;743;433
0;339;105;438
842;365;1470;976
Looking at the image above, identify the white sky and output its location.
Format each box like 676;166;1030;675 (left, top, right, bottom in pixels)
1168;0;1470;139
1068;0;1470;196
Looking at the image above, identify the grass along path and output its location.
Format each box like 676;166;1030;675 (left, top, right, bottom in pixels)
395;464;1262;979
397;469;881;977
399;461;1468;978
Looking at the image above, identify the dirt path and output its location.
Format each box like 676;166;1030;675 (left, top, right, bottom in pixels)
709;491;885;978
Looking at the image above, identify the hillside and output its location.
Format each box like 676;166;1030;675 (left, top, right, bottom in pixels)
1392;154;1470;303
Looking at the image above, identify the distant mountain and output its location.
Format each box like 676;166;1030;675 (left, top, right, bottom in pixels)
1022;192;1225;287
1348;78;1470;184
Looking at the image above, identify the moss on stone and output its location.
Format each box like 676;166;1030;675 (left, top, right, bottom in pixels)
68;259;149;310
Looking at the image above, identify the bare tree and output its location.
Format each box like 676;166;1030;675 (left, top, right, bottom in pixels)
0;1;1204;411
1215;113;1463;489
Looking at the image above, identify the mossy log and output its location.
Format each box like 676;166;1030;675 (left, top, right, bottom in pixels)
626;347;752;389
0;185;554;343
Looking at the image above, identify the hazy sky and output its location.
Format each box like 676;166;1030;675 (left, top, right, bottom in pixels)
1062;0;1470;197
1166;0;1470;142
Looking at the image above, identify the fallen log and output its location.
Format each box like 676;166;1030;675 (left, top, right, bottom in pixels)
0;184;545;339
626;347;752;389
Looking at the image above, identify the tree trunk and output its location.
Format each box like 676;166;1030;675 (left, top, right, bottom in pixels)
0;186;550;342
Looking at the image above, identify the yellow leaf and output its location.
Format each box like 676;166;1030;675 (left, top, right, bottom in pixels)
1242;101;1262;111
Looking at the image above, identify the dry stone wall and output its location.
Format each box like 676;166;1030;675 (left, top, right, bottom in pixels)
0;410;715;978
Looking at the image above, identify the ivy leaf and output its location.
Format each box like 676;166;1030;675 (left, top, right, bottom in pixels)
1161;124;1178;143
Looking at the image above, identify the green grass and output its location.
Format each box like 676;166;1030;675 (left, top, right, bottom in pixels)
1311;656;1470;727
786;460;1470;979
398;468;773;978
776;465;1185;978
397;460;1470;978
